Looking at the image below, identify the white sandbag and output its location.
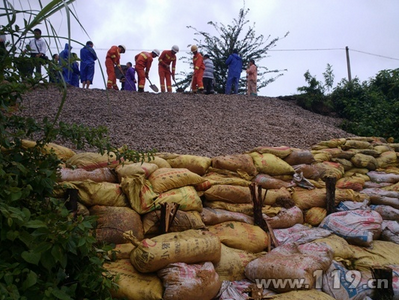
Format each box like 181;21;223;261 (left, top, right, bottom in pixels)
319;210;382;247
273;224;332;245
367;171;399;183
336;200;369;211
381;220;399;244
370;204;399;220
322;260;373;300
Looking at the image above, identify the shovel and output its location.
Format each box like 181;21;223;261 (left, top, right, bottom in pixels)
167;69;184;92
146;77;159;92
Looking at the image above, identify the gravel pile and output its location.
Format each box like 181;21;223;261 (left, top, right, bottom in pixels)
19;85;355;157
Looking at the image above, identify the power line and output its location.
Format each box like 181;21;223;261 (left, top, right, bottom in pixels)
269;48;343;52
350;48;399;61
269;47;398;61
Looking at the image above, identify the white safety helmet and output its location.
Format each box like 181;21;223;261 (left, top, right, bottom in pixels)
152;49;160;56
119;45;127;52
171;45;179;53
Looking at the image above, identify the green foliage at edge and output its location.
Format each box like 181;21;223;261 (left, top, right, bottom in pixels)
297;65;399;142
1;1;153;299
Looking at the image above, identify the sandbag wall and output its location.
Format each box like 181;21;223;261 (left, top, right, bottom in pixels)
50;136;399;300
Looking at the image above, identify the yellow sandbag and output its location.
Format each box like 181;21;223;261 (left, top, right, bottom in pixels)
292;188;328;210
250;152;295;176
264;187;292;206
374;144;395;154
215;244;262;281
335;189;370;203
349;240;399;271
142;210;206;235
115;162;158;180
314;234;355;260
109;243;135;259
204;184;255;204
211;154;257;178
381;182;399;191
120;173;146;212
377;151;398;168
201;207;254;225
270;289;335;300
54;180;128;207
21;139;76;161
253;174;294;190
314;138;347;149
249;145;292;158
342;139;372;150
336;174;366;191
125;180;158;214
316;161;345;179
203;169;252;186
129;229;221;273
148;167;205;193
312;151;332;162
208;221;269;253
284;149;315;165
104;259;163;300
145;156;171;168
155;186;203;212
203;201;281;217
167;154;211;176
66;151;120;170
304;207;327;226
89;205;144;244
317;147;347;158
351;153;378;170
344;168;370;177
331;157;353;171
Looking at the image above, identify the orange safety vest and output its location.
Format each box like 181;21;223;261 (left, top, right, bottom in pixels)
158;50;176;75
135;51;153;71
106;45;121;66
193;52;205;73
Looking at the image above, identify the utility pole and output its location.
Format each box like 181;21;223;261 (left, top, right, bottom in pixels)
345;46;352;82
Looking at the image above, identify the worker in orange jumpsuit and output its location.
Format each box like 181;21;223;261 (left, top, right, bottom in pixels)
190;45;205;93
134;49;160;92
105;45;126;90
158;45;179;92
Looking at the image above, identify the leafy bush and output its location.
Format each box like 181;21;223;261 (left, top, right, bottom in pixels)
1;1;153;299
331;69;399;141
296;64;334;115
297;64;399;141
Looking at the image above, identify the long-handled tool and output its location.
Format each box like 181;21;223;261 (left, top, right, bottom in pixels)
167;69;184;92
146;77;159;92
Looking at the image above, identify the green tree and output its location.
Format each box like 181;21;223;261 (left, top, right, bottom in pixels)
296;64;335;114
178;5;288;94
331;69;399;140
0;1;153;299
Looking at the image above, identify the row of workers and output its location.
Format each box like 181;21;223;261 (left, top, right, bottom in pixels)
106;44;257;95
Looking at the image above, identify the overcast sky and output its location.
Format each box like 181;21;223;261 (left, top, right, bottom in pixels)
4;0;399;96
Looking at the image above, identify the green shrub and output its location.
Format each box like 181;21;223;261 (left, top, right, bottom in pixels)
1;1;153;299
331;69;399;141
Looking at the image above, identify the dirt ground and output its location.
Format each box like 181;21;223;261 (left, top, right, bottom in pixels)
19;85;355;157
